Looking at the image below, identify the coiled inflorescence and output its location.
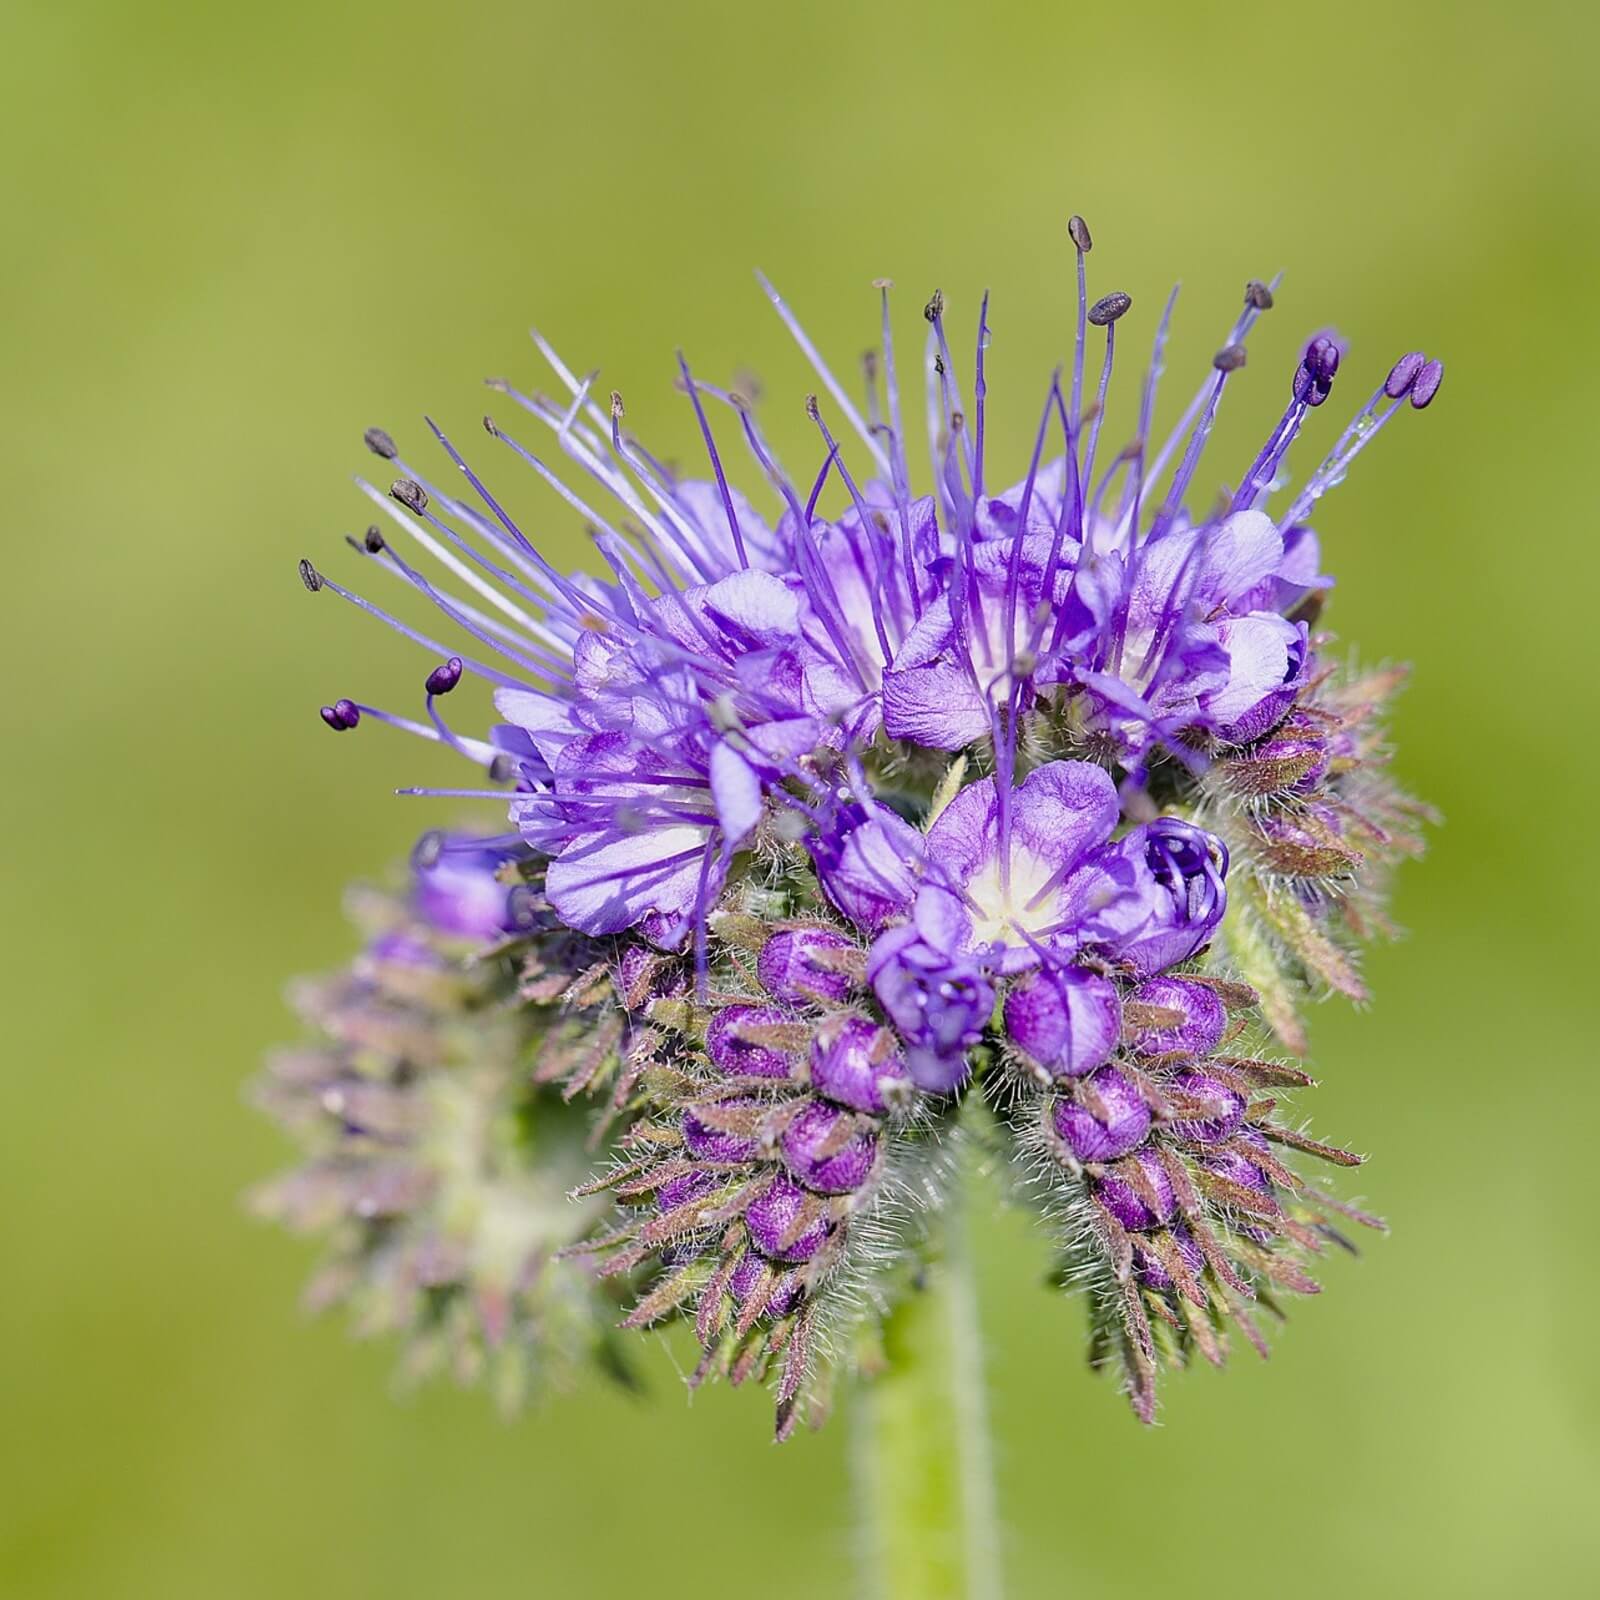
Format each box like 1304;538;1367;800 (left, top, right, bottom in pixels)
264;219;1435;1432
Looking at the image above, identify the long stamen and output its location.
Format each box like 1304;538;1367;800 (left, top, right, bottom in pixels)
876;279;922;620
755;270;891;479
1081;290;1131;498
677;352;750;570
1067;214;1092;435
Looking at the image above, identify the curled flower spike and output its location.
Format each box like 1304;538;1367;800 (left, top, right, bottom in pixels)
266;221;1434;1437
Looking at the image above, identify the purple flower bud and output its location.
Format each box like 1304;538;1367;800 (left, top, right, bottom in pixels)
706;1004;799;1079
810;809;923;933
1053;1066;1151;1163
780;1101;878;1194
1134;1223;1205;1289
1167;1070;1247;1144
1003;966;1121;1079
745;1174;832;1263
1221;708;1331;798
657;1169;718;1214
1094;1149;1178;1232
758;927;855;1005
1127;977;1228;1058
1202;1144;1274;1197
809;1016;909;1113
1410;358;1444;409
1384;351;1426;399
681;1099;761;1164
729;1254;801;1317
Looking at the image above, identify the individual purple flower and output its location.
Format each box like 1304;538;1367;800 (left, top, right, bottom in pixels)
866;922;995;1092
410;834;527;941
1078;816;1228;977
911;761;1123;972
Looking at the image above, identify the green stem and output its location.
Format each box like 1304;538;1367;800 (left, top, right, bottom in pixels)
853;1196;1003;1600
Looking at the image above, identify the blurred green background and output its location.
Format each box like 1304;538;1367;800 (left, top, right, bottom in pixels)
4;0;1597;1594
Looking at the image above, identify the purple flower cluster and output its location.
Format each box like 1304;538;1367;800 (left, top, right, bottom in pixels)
285;220;1435;1430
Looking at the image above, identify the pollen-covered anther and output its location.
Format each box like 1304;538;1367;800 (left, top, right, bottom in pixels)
1088;291;1132;326
389;478;428;513
1245;279;1275;310
1213;343;1248;372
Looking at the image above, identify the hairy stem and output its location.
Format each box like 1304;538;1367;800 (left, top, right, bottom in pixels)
853;1194;1003;1600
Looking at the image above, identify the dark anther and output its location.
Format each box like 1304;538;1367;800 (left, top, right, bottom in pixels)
862;348;879;381
482;414;500;437
805;393;820;420
923;289;944;323
1067;214;1093;253
1303;335;1340;383
390;478;429;514
1088;291;1132;326
411;830;444;870
1384;351;1426;400
425;656;464;695
1213;344;1248;372
298;558;323;593
363;525;385;553
1410;358;1444;409
1245;280;1275;311
933;352;945;376
364;427;398;459
320;700;360;731
487;753;516;783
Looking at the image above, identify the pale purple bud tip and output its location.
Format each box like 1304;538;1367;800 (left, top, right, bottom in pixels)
809;1018;908;1114
1094;1150;1178;1232
1167;1070;1247;1144
1003;967;1121;1079
1384;351;1426;399
758;928;854;1006
1127;977;1228;1058
425;656;464;696
706;1004;797;1079
1410;358;1444;409
745;1175;831;1263
780;1102;877;1194
1053;1066;1151;1163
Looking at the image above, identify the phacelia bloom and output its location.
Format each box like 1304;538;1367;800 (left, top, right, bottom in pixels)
271;218;1435;1432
